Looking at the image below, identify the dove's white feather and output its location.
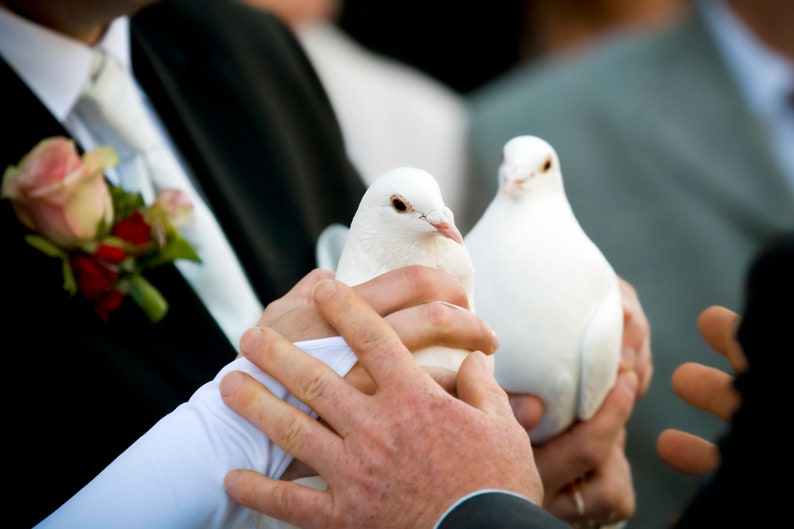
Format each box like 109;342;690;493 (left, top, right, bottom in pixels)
335;166;478;371
465;135;622;443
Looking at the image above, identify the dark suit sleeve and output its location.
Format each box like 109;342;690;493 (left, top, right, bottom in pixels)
437;492;572;529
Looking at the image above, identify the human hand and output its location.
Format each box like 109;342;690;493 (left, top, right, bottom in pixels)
530;368;638;526
617;276;652;399
257;265;495;355
222;279;542;529
656;305;744;476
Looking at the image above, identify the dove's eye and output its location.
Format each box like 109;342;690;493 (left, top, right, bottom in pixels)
542;158;552;172
390;195;412;213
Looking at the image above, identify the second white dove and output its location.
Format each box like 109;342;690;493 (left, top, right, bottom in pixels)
465;135;623;443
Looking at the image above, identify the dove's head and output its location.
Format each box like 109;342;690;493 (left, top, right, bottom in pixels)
354;167;463;244
498;135;563;196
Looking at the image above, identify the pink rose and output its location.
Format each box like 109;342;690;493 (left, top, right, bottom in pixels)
154;188;194;228
1;137;117;249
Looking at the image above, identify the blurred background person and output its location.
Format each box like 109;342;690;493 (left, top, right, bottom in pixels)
239;0;468;214
337;0;684;94
463;0;794;527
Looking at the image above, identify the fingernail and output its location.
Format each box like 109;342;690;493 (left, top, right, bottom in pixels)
239;327;263;356
491;330;500;351
437;301;467;311
313;279;338;302
224;470;239;491
220;371;244;398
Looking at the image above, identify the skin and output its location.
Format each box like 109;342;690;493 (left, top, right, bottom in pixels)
0;0;159;44
656;305;744;476
727;0;794;60
222;279;544;529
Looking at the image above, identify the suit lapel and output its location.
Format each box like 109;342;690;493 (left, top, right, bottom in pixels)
130;2;365;304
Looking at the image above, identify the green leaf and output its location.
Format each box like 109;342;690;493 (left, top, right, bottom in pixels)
25;234;66;258
110;185;146;220
140;236;202;269
127;274;169;323
61;256;76;295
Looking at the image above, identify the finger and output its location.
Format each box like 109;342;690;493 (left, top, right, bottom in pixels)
697;305;748;373
534;370;638;493
235;324;365;440
313;279;423;389
258;268;335;325
657;429;720;476
224;469;330;529
508;393;545;432
385;301;498;355
671;362;740;421
546;440;635;525
353;265;471;315
219;368;343;475
455;351;515;419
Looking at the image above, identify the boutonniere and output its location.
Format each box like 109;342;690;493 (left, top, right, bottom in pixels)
1;136;201;323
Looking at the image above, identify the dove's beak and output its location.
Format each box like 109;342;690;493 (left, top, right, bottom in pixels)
433;221;464;244
503;176;529;195
425;209;463;244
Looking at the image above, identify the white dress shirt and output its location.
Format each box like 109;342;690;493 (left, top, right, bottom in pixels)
36;336;357;529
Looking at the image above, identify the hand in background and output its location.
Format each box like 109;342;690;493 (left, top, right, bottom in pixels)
222;279;542;529
514;368;638;526
656;305;744;476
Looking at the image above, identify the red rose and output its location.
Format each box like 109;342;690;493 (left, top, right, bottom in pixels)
95;243;126;264
71;253;119;300
113;211;152;244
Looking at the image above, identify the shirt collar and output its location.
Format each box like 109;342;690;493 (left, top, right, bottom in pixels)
0;7;131;122
699;0;794;121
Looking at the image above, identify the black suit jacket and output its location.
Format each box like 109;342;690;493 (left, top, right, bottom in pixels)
2;1;364;525
438;493;572;529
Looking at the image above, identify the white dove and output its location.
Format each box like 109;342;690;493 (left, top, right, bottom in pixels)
464;135;623;443
261;167;483;528
334;165;479;372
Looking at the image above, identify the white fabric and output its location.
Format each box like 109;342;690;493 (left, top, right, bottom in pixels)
35;336;358;529
296;22;469;215
74;49;264;346
700;0;794;190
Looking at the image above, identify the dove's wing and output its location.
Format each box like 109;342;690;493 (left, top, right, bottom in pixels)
316;223;350;271
577;278;623;420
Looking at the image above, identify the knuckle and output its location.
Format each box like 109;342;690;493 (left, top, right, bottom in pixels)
278;416;309;452
300;371;333;404
424;302;456;332
576;443;605;469
271;485;301;519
